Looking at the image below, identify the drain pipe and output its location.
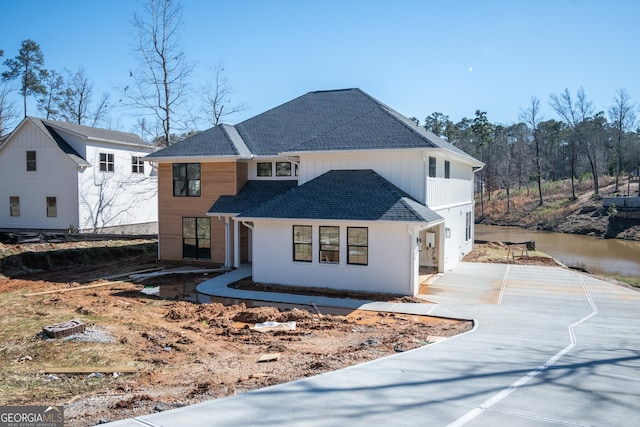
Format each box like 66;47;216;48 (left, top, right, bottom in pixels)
408;225;418;296
217;216;231;268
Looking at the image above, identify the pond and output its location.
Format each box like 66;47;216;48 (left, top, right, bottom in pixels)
475;224;640;278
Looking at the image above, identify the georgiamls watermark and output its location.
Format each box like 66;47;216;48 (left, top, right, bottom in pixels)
0;406;63;427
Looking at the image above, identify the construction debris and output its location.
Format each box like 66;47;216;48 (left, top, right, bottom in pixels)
257;353;281;363
43;319;86;338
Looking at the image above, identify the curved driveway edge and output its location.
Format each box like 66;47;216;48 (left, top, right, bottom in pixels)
105;262;640;426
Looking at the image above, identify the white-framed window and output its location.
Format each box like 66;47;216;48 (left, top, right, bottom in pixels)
9;196;20;217
319;226;339;263
182;217;211;260
132;156;145;174
26;151;37;171
428;156;436;178
46;196;57;217
293;225;312;262
445;160;451;179
99;153;114;172
347;227;368;265
465;212;472;241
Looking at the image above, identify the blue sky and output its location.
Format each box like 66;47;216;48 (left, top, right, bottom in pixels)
2;0;639;134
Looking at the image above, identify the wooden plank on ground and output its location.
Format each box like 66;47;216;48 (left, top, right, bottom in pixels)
257;353;281;363
24;280;128;297
43;366;143;374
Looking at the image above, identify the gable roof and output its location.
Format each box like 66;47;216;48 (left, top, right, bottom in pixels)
237;169;443;223
146;88;482;166
42;124;91;167
37;118;147;147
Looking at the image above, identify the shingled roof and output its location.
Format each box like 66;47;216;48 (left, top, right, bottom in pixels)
208;180;298;215
146;88;481;165
237;169;443;223
36;118;147;147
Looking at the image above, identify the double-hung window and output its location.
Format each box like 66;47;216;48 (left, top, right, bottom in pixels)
9;196;20;217
319;226;339;263
444;160;451;179
182;217;211;260
99;153;114;172
26;151;36;171
293;225;312;262
347;227;368;265
465;212;472;241
428;156;436;178
173;163;201;197
46;197;57;217
132;156;144;173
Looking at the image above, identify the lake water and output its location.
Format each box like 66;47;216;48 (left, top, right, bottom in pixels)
475;224;640;278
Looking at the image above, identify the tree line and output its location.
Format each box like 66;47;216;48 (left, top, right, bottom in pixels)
0;0;245;146
411;87;639;211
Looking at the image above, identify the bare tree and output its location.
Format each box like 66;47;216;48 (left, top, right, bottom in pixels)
130;0;193;146
520;97;544;205
0;81;18;137
59;67;110;126
608;89;636;192
201;62;247;126
37;70;65;119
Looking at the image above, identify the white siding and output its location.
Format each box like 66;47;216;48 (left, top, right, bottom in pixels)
434;203;475;270
251;220;413;295
427;154;475;208
0;123;79;229
247;158;299;180
299;151;426;203
78;142;157;231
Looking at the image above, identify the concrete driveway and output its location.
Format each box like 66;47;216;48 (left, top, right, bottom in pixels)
106;263;640;426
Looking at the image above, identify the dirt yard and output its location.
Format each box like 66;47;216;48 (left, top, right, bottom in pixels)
0;241;472;426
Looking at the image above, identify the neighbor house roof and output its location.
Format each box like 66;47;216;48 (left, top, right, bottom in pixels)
42;124;91;167
237;169;444;223
146;88;482;166
36;118;148;147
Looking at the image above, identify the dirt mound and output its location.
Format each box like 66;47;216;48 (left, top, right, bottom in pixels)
232;306;283;323
164;301;228;321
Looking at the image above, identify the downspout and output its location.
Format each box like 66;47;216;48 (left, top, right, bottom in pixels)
407;225;418;296
217;216;230;268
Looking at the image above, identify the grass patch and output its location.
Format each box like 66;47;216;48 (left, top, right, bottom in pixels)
609;275;640;288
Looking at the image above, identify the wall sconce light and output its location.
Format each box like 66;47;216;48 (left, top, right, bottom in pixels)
416;237;423;251
445;228;451;238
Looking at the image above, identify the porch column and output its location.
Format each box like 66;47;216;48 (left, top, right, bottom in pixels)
233;220;241;268
223;217;232;268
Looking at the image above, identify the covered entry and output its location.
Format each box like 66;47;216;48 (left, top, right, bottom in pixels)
419;223;445;273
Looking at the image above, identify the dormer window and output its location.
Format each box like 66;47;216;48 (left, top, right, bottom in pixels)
276;162;292;177
257;162;272;177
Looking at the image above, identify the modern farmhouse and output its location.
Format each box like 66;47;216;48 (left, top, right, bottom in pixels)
145;89;483;295
0;117;158;234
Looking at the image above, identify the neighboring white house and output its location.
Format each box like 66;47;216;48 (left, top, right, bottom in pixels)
146;89;483;296
0;117;158;233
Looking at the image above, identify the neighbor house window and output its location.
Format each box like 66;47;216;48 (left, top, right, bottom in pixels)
465;212;472;241
99;153;114;172
9;196;20;217
173;163;201;197
257;162;272;177
445;160;451;179
182;217;211;260
347;227;368;265
276;162;292;177
132;156;144;174
26;151;36;171
319;226;339;263
293;225;312;262
46;197;57;217
428;156;436;178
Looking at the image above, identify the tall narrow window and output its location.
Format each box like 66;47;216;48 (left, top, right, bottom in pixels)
9;196;20;217
347;227;368;265
99;153;114;172
132;156;144;173
319;226;339;263
465;212;472;241
26;151;36;171
173;163;201;196
46;197;57;217
444;160;451;179
257;162;272;177
276;162;292;176
182;217;211;260
293;225;312;262
428;156;436;178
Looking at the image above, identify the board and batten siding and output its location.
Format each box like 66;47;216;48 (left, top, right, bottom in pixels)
426;155;475;209
77;143;157;232
299;151;426;204
0;122;79;229
251;220;413;295
158;161;243;263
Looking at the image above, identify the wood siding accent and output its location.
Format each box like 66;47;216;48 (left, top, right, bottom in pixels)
158;161;243;263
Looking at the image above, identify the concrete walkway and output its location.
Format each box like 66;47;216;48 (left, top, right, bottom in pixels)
105;262;640;426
